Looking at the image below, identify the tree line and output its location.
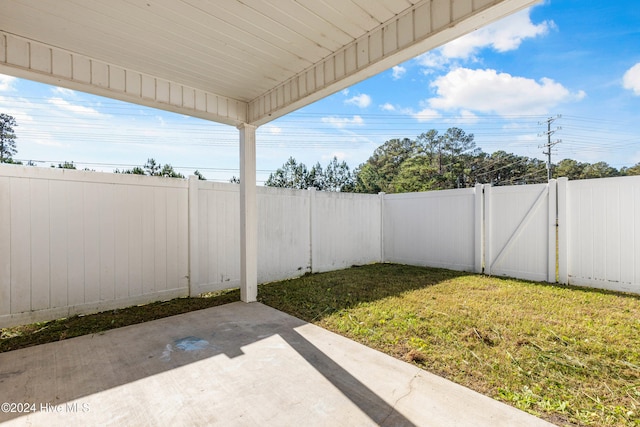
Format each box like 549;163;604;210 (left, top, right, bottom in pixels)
2;113;639;191
266;127;640;193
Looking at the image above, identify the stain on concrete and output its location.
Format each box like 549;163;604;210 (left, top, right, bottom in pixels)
175;336;209;352
160;337;210;362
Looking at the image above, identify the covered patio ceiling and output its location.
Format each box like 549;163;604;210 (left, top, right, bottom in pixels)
0;0;537;302
1;0;536;127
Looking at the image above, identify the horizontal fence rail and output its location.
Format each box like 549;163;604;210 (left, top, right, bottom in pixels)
1;165;639;327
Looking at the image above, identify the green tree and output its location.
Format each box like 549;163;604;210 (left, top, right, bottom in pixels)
115;166;145;175
354;138;419;193
477;151;539;186
554;159;585;180
308;162;324;190
159;163;185;178
194;170;206;180
57;161;77;169
114;158;184;178
144;158;161;176
580;161;619;179
441;127;481;188
621;162;640;176
415;130;440;167
265;157;312;189
322;157;355;192
391;155;441;193
266;156;354;191
2;158;23;165
0;113;18;163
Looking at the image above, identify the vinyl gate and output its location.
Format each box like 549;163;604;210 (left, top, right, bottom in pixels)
484;182;556;282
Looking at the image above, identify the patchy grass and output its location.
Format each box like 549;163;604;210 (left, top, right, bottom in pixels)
2;263;639;426
0;289;239;352
257;264;640;427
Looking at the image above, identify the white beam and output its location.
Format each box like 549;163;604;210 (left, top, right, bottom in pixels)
0;31;248;126
248;0;538;125
238;123;257;302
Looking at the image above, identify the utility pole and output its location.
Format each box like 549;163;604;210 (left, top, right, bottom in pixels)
538;115;562;181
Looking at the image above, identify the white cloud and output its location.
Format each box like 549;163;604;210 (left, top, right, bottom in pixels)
321;115;364;128
392;66;406;80
452;110;479;124
264;124;282;134
344;93;371;108
412;108;442;122
446;9;551;58
51;87;77;97
0;74;17;92
380;103;395;112
623;63;640;95
427;68;585;116
415;52;452;71
47;97;105;118
341;89;350;96
416;8;552;69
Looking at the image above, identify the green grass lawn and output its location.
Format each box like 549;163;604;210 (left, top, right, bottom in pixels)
2;263;639;426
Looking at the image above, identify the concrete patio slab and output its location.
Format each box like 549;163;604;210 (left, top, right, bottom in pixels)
0;302;554;426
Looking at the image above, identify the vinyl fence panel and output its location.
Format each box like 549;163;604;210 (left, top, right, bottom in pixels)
565;176;640;293
0;166;190;327
257;186;311;283
383;188;478;271
311;190;382;272
192;181;241;294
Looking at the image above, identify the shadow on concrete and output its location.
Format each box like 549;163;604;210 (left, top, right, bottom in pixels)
0;302;414;425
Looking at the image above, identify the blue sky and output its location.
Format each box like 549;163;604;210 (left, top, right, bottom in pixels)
1;1;639;183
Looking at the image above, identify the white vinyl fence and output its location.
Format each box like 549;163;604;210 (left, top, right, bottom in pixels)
1;165;639;328
189;183;382;294
383;186;481;272
0;166;190;328
559;176;640;293
0;166;382;327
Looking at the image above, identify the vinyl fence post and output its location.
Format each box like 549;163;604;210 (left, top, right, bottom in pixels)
484;184;493;276
379;192;385;263
474;183;484;274
547;179;557;283
309;187;317;273
557;177;568;284
188;175;199;297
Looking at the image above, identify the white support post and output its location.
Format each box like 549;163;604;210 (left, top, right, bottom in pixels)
238;123;258;302
557;177;569;284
